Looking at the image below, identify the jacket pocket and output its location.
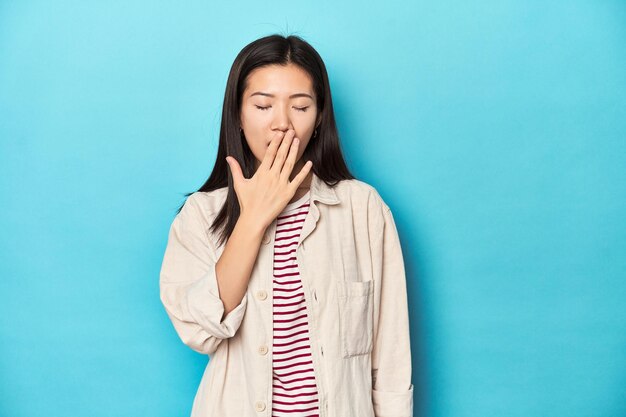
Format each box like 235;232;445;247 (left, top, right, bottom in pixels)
337;279;374;357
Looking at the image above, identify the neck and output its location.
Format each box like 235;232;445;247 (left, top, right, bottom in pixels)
293;161;313;189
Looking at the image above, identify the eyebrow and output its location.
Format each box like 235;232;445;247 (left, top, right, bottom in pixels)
249;91;314;99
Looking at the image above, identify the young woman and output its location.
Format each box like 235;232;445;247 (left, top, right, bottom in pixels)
159;34;413;417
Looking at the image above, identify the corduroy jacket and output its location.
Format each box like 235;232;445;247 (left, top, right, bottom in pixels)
159;171;414;417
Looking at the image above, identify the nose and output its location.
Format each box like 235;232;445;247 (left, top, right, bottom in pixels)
272;105;294;133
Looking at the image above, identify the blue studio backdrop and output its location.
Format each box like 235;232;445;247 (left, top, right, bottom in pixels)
0;1;624;417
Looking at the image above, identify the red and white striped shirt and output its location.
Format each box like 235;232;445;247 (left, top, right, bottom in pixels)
271;190;320;417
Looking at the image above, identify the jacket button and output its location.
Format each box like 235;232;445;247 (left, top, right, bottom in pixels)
258;345;268;355
262;232;270;245
256;289;267;300
255;401;266;411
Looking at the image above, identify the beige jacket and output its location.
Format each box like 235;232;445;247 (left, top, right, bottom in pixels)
159;172;414;417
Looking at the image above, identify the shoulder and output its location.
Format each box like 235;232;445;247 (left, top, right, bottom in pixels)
333;178;392;214
180;187;229;224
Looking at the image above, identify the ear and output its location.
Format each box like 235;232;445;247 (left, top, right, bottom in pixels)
316;113;322;128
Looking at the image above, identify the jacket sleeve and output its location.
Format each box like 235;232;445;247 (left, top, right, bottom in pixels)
159;193;248;355
371;206;414;417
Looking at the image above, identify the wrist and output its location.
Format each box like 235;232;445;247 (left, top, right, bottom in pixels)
237;212;268;237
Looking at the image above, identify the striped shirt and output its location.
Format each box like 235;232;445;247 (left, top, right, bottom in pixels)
271;190;320;417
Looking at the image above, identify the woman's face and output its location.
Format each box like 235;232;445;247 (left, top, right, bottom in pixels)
240;63;320;174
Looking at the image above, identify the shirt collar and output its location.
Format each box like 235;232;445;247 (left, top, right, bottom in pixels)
309;171;341;206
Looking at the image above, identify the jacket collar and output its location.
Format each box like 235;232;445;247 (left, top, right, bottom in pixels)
292;171;340;247
309;171;340;206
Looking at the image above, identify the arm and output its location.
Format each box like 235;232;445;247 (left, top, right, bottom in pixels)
159;193;263;355
371;206;414;416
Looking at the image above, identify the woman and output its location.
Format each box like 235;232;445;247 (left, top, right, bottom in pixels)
159;34;413;417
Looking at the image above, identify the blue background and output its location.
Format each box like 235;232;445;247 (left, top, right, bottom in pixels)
1;1;625;416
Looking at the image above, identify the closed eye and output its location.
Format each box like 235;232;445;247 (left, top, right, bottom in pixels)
255;105;309;112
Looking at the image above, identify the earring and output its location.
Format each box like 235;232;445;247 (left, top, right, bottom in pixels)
313;128;318;138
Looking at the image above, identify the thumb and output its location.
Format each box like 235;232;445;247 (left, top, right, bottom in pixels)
225;156;244;184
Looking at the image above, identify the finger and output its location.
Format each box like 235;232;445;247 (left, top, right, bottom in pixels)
279;136;300;183
225;156;245;185
288;160;313;192
259;131;285;171
270;129;295;174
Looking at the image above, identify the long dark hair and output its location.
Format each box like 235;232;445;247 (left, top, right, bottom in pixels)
177;33;355;248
